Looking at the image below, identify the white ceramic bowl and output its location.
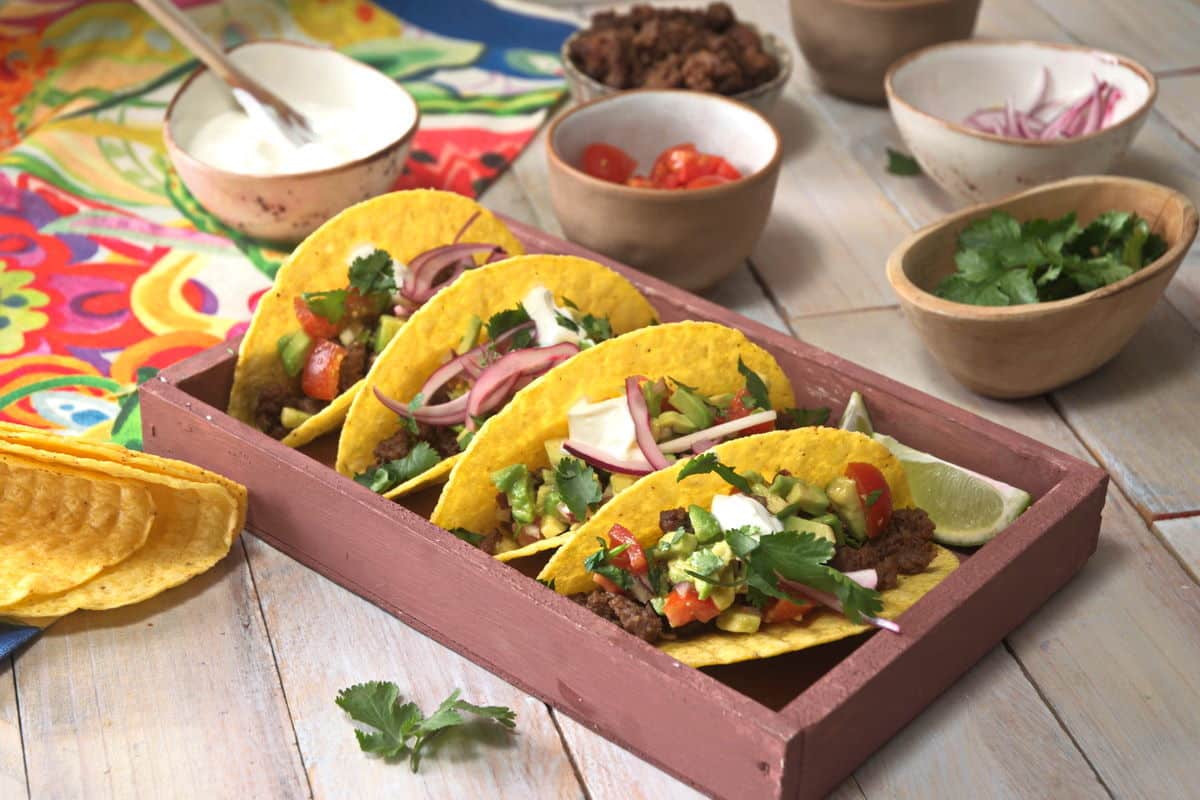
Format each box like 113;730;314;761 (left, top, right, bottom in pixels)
165;40;419;243
886;40;1156;203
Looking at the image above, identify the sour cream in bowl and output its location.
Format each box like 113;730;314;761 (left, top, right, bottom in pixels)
165;40;419;243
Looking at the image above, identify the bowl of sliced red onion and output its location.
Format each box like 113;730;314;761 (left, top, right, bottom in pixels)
885;39;1156;203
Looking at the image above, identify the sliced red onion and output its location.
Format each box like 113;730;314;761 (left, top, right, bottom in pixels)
562;439;654;476
419;351;473;401
658;410;777;454
844;569;878;590
452;210;481;243
626;376;670;470
965;72;1119;141
517;523;542;546
777;574;900;634
373;386;468;426
1026;66;1051;115
403;243;501;304
691;439;718;455
465;342;579;429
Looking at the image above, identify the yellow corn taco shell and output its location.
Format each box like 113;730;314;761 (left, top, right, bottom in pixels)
228;189;525;448
538;427;958;668
336;254;660;486
431;322;795;561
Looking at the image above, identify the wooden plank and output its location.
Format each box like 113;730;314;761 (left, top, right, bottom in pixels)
793;307;1200;797
0;659;25;800
15;539;309;798
1053;300;1200;516
241;536;585;800
1155;517;1200;583
855;647;1106;798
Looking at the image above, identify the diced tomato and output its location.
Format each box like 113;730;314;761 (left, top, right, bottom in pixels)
625;175;655;188
593;573;624;595
762;597;814;624
301;340;347;401
344;288;386;320
606;524;648;576
719;389;775;434
662;584;721;628
845;462;893;539
685;174;734;190
293;296;341;340
581;143;638;184
715;159;742;180
652;143;705;187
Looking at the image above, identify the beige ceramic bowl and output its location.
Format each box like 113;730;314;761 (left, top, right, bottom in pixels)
790;0;981;105
887;40;1156;203
165;40;419;243
559;27;793;115
887;176;1198;399
546;90;781;291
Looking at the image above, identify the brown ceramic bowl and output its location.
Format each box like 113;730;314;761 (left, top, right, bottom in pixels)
546;90;782;291
790;0;982;105
165;40;418;244
559;25;793;115
887;176;1198;398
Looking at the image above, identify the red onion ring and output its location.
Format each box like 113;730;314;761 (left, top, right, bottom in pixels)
403;243;502;304
658;410;777;454
465;342;579;430
562;439;654;476
625;376;670;470
372;386;468;426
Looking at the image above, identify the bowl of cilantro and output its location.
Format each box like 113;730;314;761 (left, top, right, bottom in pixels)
886;175;1197;398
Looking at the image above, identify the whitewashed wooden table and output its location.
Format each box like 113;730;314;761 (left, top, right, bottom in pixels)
5;1;1200;797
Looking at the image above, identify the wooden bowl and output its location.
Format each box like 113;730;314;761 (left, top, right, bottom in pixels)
886;40;1156;203
165;40;418;244
546;90;781;291
789;0;981;105
559;25;793;115
887;176;1198;398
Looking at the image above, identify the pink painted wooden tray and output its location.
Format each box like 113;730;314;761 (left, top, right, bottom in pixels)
139;217;1106;799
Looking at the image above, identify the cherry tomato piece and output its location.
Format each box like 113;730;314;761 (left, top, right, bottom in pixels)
293;296;341;340
718;389;775;434
662;584;721;628
715;160;742;180
607;524;648;576
685;174;734;190
301;340;347;401
844;462;893;539
762;597;814;624
581;143;638;184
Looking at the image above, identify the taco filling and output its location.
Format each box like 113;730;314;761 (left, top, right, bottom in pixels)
474;364;829;555
256;212;508;439
357;287;621;493
576;456;938;644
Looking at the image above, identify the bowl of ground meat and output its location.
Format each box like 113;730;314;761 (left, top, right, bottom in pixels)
563;3;792;114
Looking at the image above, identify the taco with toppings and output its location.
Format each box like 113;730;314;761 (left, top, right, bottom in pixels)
227;189;525;448
536;427;958;668
430;321;833;562
336;254;660;497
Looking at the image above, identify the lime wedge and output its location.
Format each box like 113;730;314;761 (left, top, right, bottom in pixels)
873;433;1031;547
838;390;874;435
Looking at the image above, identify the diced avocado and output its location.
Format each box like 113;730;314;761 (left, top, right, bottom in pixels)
707;392;734;410
708;584;736;610
610;473;637;494
741;470;766;490
492;464;534;525
688;504;724;544
687;542;735;600
655;411;697;436
540;514;568;539
543;438;566;466
811;512;845;542
280;406;313;430
456;427;475;449
716;606;762;634
785;479;831;516
276;331;313;377
827;476;867;544
653;530;697;561
494;536;517;555
650;596;666;615
669;385;713;430
784;516;837;544
667;559;693;586
455;314;482;355
769;474;798;498
764;493;790;514
373;314;405;354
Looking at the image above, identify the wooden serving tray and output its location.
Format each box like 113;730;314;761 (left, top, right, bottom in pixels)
139;217;1107;799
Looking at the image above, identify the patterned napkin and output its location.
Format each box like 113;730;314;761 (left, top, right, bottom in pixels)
0;0;575;660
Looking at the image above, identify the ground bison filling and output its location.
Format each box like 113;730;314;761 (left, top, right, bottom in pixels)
568;3;779;95
254;385;326;440
577;589;664;643
372;420;460;464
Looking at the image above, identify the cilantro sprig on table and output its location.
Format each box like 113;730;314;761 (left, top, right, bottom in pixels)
886;148;922;176
354;442;440;493
336;681;515;771
934;210;1167;307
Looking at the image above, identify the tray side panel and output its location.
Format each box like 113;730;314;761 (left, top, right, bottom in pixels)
139;378;794;800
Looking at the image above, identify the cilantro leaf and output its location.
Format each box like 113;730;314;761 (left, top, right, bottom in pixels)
737;357;771;410
885;148;922;176
349;249;396;295
555;457;603;520
745;531;883;624
354;442;441;494
486;305;531;341
302;290;348;323
554;311;581;332
677;452;752;493
578;312;614;343
584;537;633;589
776;406;831;429
450;527;486;547
337;682;516;772
864;489;883;508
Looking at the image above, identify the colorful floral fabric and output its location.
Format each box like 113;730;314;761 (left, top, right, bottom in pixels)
0;0;573;439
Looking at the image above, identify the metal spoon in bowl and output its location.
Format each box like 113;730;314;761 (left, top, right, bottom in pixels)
132;0;316;147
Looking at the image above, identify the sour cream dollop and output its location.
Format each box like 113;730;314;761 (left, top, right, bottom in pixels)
711;493;782;537
566;396;644;464
521;286;584;347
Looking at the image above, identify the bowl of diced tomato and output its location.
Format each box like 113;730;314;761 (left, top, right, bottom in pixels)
546;89;782;291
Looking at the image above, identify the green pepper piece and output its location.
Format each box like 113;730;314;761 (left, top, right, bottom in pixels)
276;331;313;377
